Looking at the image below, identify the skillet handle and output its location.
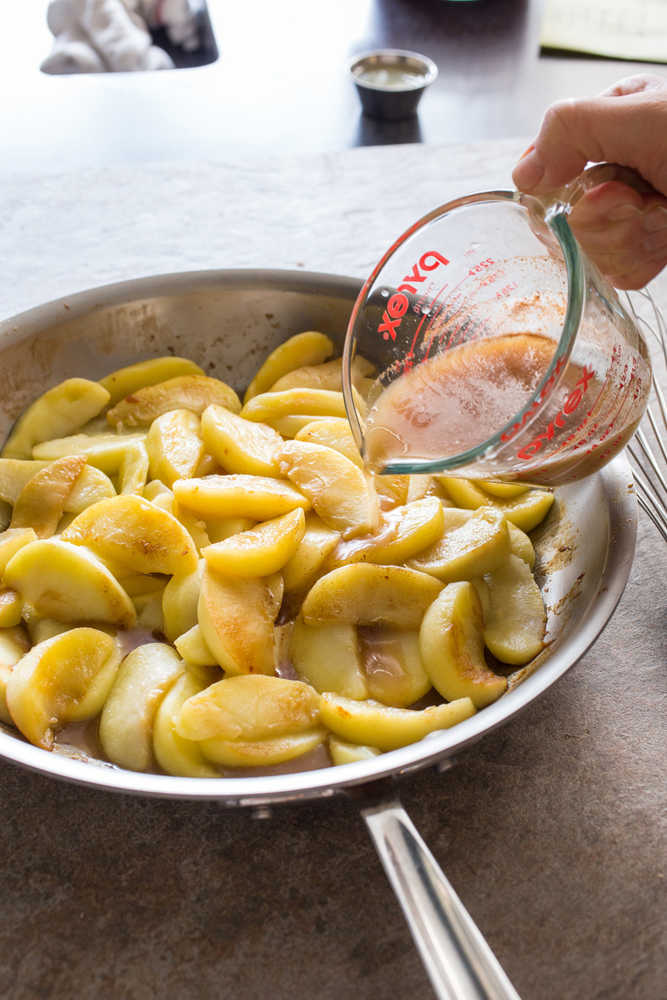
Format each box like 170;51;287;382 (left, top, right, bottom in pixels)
362;798;521;1000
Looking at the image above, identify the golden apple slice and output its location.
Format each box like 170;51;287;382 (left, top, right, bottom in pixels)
483;555;546;664
107;375;241;428
242;387;366;429
10;456;87;538
437;476;554;532
197;729;327;768
0;589;22;628
302;564;443;628
289;617;368;698
407;475;444;504
373;473;410;510
202;508;305;577
4;538;135;627
436;477;490;508
24;617;70;645
479;481;531;499
198;567;282;675
133;591;165;633
6;627;123;749
0;528;37;576
99;642;184;771
32;432;146;472
2;379;110;459
282;515;341;595
200;404;283;476
358;627;431;708
0;625;30;725
173;474;309;521
294;417;363;467
269;355;374;394
409;507;510;582
419;581;507;708
330;497;444;568
205;516;255;544
146;409;204;487
319;692;475;751
0;460;113;513
162;560;205;642
100;356;204;405
173;624;218;666
177;674;320;742
243;331;334;402
118;442;149;494
507;523;535;568
153;670;219;778
61;495;198;576
279;440;378;538
328;736;381;765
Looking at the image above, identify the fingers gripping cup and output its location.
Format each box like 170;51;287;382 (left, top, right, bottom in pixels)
342;177;653;486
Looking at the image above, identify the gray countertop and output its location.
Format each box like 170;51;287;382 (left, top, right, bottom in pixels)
0;139;665;1000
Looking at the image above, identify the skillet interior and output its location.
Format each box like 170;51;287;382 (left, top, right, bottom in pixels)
0;269;638;803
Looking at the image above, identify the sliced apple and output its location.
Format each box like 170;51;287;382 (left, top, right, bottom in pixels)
419;581;507;708
118;442;150;495
330;497;444;568
99;642;184;771
2;379;110;459
269;355;374;394
0;528;38;576
241;388;353;428
198;566;282;675
173;624;218;667
107;375;241;428
0;625;30;725
100;356;204;405
507;522;535;568
196;729;327;768
358;627;431;708
294;417;363;467
409;507;510;582
483;554;546;665
6;627;123;749
302;564;443;629
0;590;22;628
319;692;475;751
61;495;198;576
146;409;204;487
373;473;410;510
200;404;283;476
479;481;531;499
243;331;334;402
153;669;219;778
162;560;205;642
10;456;87;538
205;516;255;544
289;617;368;699
436;476;554;532
279;440;378;538
282;515;341;595
328;736;381;765
173;474;309;521
202;508;305;577
4;538;135;627
32;432;146;473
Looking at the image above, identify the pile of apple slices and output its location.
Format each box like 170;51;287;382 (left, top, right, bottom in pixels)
0;332;554;775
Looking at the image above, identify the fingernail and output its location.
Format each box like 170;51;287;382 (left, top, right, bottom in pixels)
513;150;545;192
642;206;667;231
519;143;536;160
609;204;640;222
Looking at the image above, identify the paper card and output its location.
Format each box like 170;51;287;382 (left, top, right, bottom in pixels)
540;0;667;63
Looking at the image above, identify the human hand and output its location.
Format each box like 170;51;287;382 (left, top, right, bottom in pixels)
512;75;667;289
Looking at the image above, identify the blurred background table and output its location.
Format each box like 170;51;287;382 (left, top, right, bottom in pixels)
0;4;664;1000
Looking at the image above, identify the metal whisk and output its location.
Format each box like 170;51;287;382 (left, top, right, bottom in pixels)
625;289;667;542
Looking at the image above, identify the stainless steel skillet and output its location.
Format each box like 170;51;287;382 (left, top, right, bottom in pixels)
0;270;637;1000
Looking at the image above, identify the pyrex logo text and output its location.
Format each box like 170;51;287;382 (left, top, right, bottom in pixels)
378;252;450;342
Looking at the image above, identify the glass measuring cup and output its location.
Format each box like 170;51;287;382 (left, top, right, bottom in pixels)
342;166;654;486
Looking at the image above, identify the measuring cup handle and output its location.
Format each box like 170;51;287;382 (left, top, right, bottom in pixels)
555;162;657;209
362;798;521;1000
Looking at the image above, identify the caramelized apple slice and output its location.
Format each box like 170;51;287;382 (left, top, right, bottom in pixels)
173;624;218;667
269;355;374;394
118;442;149;494
409;507;510;582
145;409;204;487
0;528;38;576
6;628;123;749
32;432;146;472
358;628;431;708
162;560;205;643
0;590;22;628
99;643;184;771
100;356;204;405
241;388;352;427
282;515;341;595
294;417;363;467
200;404;283;476
10;456;86;538
202;509;305;577
198;567;282;675
196;730;327;768
243;331;334;402
61;495;198;576
0;625;30;725
4;539;135;627
107;375;241;427
174;474;309;521
289;617;368;699
302;564;443;629
328;736;381;765
319;692;475;751
419;581;507;708
279;440;378;538
483;555;546;664
153;669;219;778
437;477;554;532
2;378;110;459
330;497;444;568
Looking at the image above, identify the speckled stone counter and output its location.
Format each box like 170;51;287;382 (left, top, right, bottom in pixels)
0;141;665;1000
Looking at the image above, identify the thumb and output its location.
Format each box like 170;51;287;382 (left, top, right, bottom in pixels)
512;81;667;195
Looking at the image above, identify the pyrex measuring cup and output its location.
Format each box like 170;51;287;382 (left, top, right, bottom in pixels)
342;166;654;486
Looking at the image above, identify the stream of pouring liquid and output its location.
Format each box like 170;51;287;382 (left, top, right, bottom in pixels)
363;333;558;473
